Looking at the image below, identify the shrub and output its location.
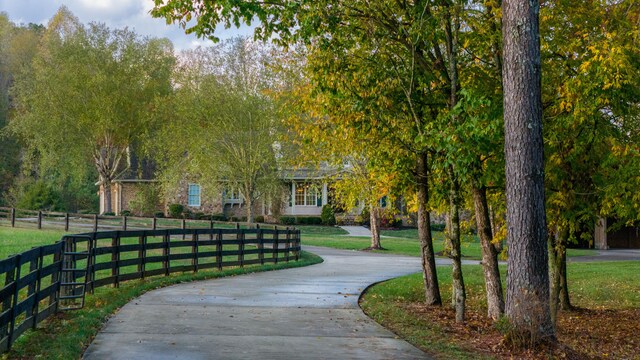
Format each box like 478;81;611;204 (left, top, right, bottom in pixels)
297;216;322;225
128;184;161;217
255;215;265;223
320;205;336;226
103;212;115;216
120;210;132;216
195;212;206;220
431;223;446;232
354;215;363;226
210;213;227;221
230;216;247;222
279;216;296;225
16;181;63;211
168;204;184;218
154;211;165;218
360;207;370;226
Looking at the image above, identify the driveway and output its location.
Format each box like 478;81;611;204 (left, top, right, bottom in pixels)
83;246;431;359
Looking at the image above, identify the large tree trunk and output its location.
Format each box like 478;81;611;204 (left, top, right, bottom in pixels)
559;249;572;310
548;229;563;327
369;205;383;250
448;169;465;323
503;0;555;343
417;152;441;306
102;177;113;214
472;184;505;320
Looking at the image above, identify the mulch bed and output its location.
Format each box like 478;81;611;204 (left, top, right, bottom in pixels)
403;303;640;359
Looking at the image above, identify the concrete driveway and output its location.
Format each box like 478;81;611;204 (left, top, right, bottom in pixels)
83;246;431;359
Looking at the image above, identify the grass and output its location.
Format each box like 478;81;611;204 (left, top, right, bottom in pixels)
0;227;66;259
303;228;594;260
360;261;640;359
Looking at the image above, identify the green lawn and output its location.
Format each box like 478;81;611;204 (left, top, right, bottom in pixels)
360;261;640;359
0;227;65;259
304;230;486;259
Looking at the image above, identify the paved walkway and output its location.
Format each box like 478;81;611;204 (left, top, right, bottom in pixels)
83;246;431;359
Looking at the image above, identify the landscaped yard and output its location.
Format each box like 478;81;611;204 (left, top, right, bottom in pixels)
360;261;640;359
301;226;595;260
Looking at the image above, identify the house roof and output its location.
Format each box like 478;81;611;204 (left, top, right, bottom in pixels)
279;168;338;180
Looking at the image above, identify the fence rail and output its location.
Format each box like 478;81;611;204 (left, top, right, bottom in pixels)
0;226;300;353
0;207;279;232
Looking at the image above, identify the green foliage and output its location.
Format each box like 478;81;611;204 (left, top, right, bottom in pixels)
359;207;370;226
297;216;322;225
128;184;161;217
254;215;265;223
15;180;62;211
279;216;296;225
9;8;175;214
153;38;282;223
167;204;184;218
154;211;165;218
320;205;335;226
120;210;132;216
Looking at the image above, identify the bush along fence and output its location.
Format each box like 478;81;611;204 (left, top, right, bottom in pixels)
0;207;283;232
0;226;301;353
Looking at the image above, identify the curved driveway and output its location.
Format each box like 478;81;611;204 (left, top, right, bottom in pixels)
83;246;432;359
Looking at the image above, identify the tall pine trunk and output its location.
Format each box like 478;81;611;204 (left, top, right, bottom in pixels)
472;184;504;320
448;169;465;323
503;0;555;343
369;205;383;250
417;152;441;306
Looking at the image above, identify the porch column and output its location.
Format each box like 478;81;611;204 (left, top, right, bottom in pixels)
291;182;296;215
322;182;328;207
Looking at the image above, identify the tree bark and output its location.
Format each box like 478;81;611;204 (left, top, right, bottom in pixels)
503;0;555;342
559;249;572;311
448;169;465;323
369;205;383;250
417;152;441;306
102;177;113;214
472;184;504;320
548;229;563;327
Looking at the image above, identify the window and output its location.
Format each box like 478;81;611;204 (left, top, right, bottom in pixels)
188;184;201;207
224;188;243;204
294;183;319;206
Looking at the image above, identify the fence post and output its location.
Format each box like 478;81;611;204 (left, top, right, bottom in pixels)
163;230;170;276
273;229;279;264
238;229;244;268
10;208;15;227
37;211;42;229
285;228;291;262
257;228;264;265
93;215;98;232
50;247;62;311
138;235;146;279
8;254;22;349
152;216;157;230
64;213;69;231
122;216;127;231
216;229;223;270
112;234;120;288
192;232;199;273
0;257;17;343
181;219;186;240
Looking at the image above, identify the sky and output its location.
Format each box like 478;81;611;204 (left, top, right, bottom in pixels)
0;0;253;51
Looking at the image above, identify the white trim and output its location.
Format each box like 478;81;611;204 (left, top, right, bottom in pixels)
187;183;201;207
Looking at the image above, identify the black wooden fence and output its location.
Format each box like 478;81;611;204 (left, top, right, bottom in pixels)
0;227;301;353
0;207;279;232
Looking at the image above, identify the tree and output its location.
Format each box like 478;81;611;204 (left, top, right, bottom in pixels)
0;15;42;205
9;7;175;214
152;0;448;306
540;0;640;324
502;0;554;343
154;38;280;223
